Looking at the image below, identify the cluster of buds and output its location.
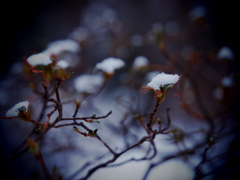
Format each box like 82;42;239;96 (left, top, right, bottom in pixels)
24;53;72;83
95;57;125;80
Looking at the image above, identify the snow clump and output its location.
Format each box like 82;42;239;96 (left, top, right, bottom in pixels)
27;53;52;66
217;46;234;60
147;72;180;90
56;60;70;69
95;57;125;74
132;56;149;69
42;39;81;56
6;101;29;117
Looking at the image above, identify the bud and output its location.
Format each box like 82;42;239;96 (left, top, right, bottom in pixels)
145;72;181;103
89;129;98;137
75;100;81;109
17;106;32;122
27;137;39;155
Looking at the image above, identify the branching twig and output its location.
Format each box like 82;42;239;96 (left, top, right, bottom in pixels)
80;133;157;179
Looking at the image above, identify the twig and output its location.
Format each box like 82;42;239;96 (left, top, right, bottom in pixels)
194;142;213;178
36;152;51;180
160;108;171;132
60;110;112;121
108;141;157;168
147;100;161;132
80;133;156;180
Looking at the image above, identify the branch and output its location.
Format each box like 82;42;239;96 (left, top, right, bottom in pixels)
159;108;171;133
108;141;157;168
60;110;112;121
147;99;161;132
80;134;156;179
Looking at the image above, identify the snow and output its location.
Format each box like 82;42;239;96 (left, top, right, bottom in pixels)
221;77;233;87
74;74;104;93
70;27;90;42
132;56;149;69
147;160;194;180
56;60;70;69
42;39;81;56
27;53;52;66
147;72;180;90
217;46;234;60
6;101;29;117
95;57;125;73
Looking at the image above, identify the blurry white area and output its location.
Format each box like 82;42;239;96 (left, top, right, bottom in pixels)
42;39;81;56
70;26;90;42
56;60;70;69
73;73;104;93
88;136;195;180
217;46;234;60
39;39;82;67
95;57;125;73
132;56;149;69
89;161;148;180
221;76;233;87
147;160;194;180
27;53;52;66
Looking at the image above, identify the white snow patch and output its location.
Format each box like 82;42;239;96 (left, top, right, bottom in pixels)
147;72;180;90
27;53;52;66
148;160;194;180
217;46;234;60
132;56;149;69
56;60;70;69
95;57;125;73
6;101;29;117
43;39;81;56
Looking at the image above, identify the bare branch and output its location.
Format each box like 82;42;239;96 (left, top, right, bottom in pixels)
60;110;112;121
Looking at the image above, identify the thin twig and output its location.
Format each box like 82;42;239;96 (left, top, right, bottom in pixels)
147;100;161;132
60;110;112;121
36;152;51;180
160;108;171;132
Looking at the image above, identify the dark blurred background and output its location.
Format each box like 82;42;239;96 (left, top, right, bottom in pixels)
1;0;238;79
1;0;88;79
